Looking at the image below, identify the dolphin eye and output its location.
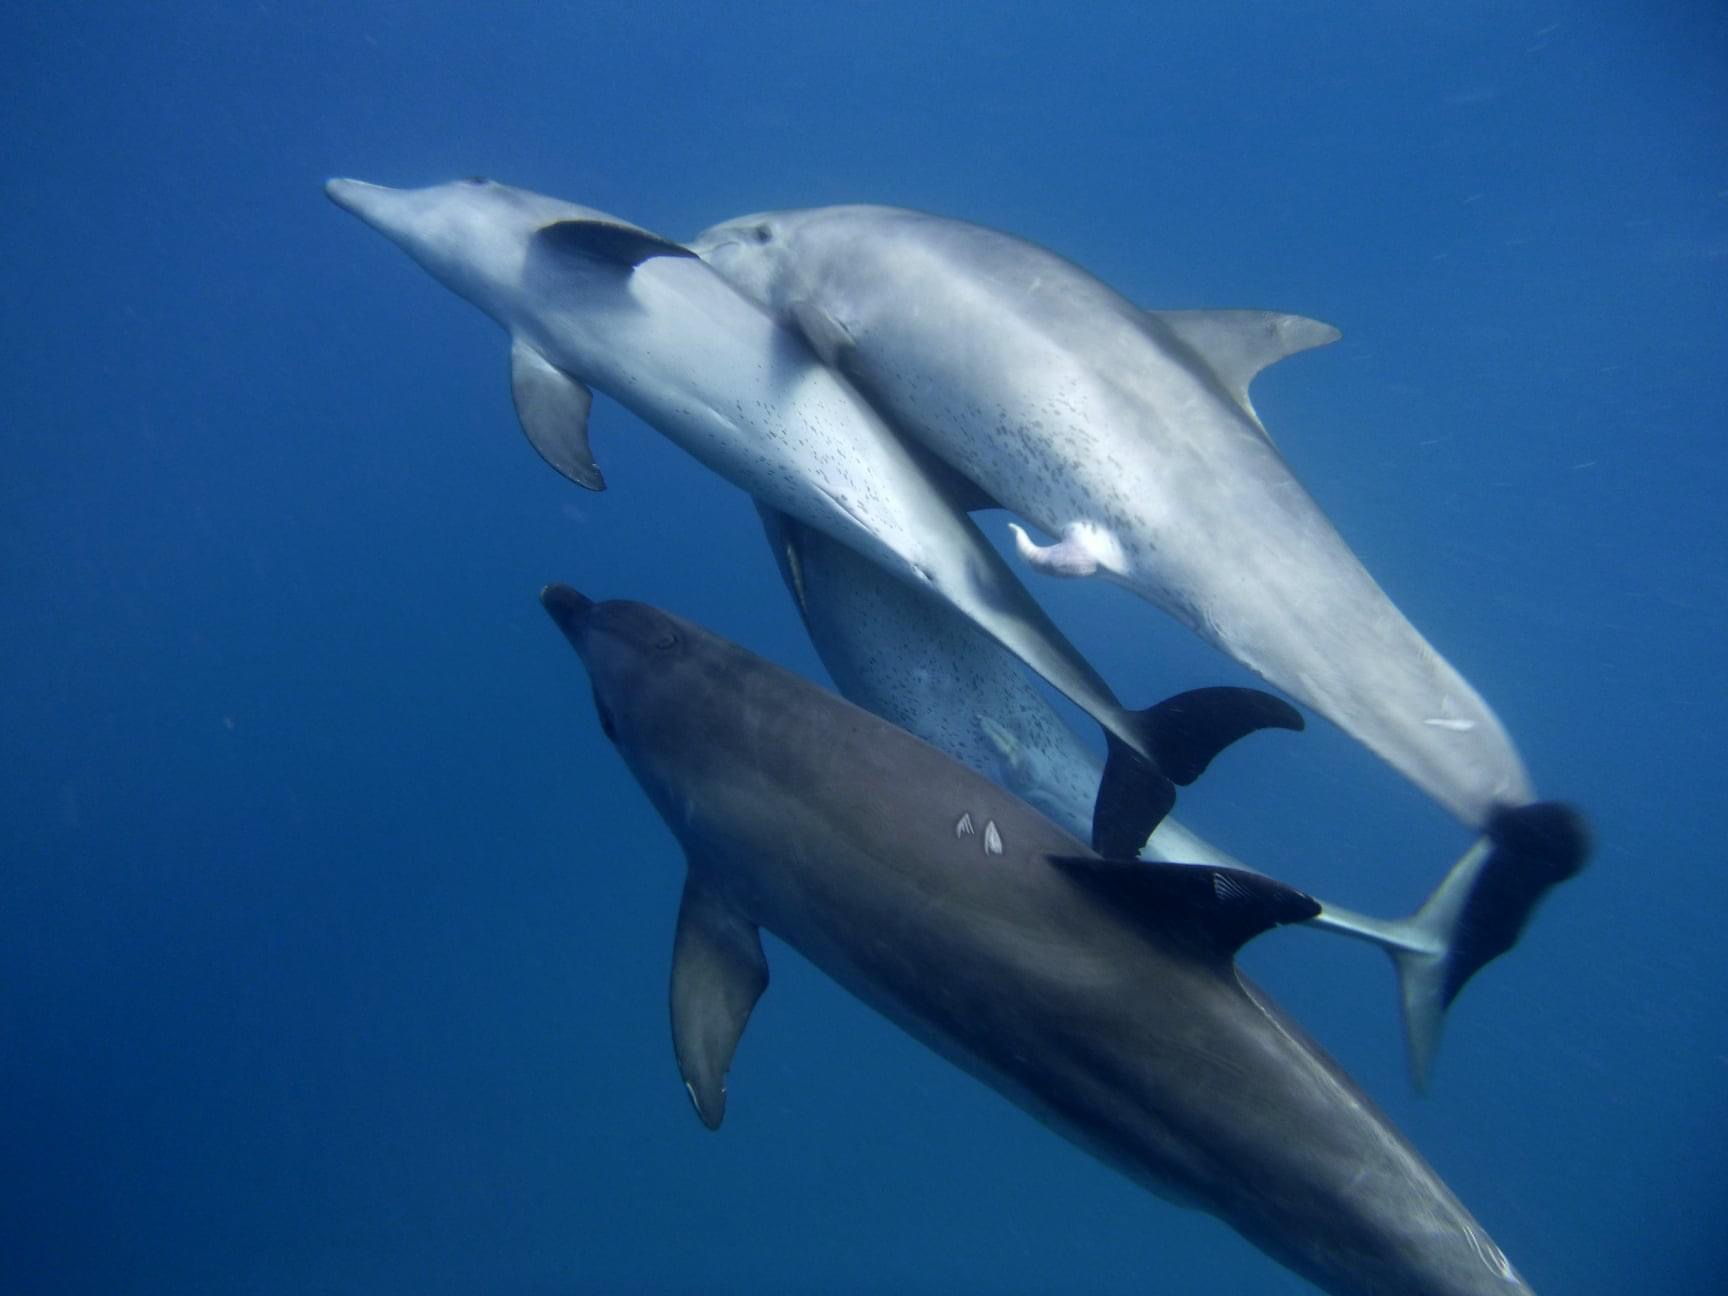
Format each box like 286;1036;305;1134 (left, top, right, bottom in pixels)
653;628;680;651
750;222;772;244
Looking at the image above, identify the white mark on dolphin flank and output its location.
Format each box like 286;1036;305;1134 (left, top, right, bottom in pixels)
955;813;976;839
1007;520;1126;579
1423;717;1478;732
1463;1221;1517;1280
983;820;1004;856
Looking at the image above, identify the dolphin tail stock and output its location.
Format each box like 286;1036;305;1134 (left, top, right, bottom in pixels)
1092;688;1306;859
1306;801;1591;1090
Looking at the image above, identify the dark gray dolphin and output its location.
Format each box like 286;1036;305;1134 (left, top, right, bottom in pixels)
540;581;1546;1296
693;205;1535;831
757;506;1587;1087
326;177;1300;843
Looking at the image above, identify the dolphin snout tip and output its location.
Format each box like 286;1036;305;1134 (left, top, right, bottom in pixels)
540;583;596;645
323;177;383;214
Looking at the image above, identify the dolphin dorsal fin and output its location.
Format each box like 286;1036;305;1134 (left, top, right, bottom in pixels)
670;870;769;1131
509;339;603;490
1050;855;1319;957
534;218;699;268
1148;310;1341;431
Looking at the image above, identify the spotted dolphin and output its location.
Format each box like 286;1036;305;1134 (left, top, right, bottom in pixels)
758;506;1587;1086
327;178;1299;841
694;205;1535;830
540;581;1547;1296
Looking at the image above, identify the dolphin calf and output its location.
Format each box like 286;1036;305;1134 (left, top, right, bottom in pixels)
327;177;1300;842
540;581;1543;1296
693;205;1535;829
758;505;1588;1086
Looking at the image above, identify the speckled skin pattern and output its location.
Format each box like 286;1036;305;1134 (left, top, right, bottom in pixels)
696;206;1533;828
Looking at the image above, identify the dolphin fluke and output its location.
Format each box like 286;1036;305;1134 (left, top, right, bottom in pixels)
1146;687;1307;785
1307;800;1591;1089
1432;802;1591;1009
1092;736;1177;861
1092;689;1306;858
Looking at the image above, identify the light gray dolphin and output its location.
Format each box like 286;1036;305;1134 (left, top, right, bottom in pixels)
326;177;1302;842
539;581;1546;1296
757;506;1588;1086
693;205;1536;830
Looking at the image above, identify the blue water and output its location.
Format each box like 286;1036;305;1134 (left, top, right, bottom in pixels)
3;3;1724;1292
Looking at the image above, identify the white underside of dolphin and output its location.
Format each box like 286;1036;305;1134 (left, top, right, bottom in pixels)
693;205;1537;829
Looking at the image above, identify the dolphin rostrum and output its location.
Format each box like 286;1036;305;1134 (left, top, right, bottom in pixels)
326;177;1301;844
758;505;1588;1087
540;581;1544;1296
694;205;1536;830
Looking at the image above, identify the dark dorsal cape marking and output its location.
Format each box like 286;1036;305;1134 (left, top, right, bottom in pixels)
534;219;699;269
1049;855;1320;958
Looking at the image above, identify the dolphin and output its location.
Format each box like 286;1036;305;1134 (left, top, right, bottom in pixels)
693;205;1536;830
539;581;1545;1296
326;177;1301;843
758;505;1588;1086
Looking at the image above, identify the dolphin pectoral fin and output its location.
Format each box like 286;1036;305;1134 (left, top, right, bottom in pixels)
670;871;769;1131
788;298;856;368
509;339;603;490
1148;309;1341;432
1008;521;1124;579
755;504;814;621
1090;690;1301;858
1051;855;1320;957
533;219;699;268
1305;801;1590;1090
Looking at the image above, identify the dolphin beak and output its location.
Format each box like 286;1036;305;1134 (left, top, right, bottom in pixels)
540;583;596;656
324;177;392;227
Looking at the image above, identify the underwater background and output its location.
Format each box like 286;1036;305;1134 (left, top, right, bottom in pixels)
3;2;1725;1292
